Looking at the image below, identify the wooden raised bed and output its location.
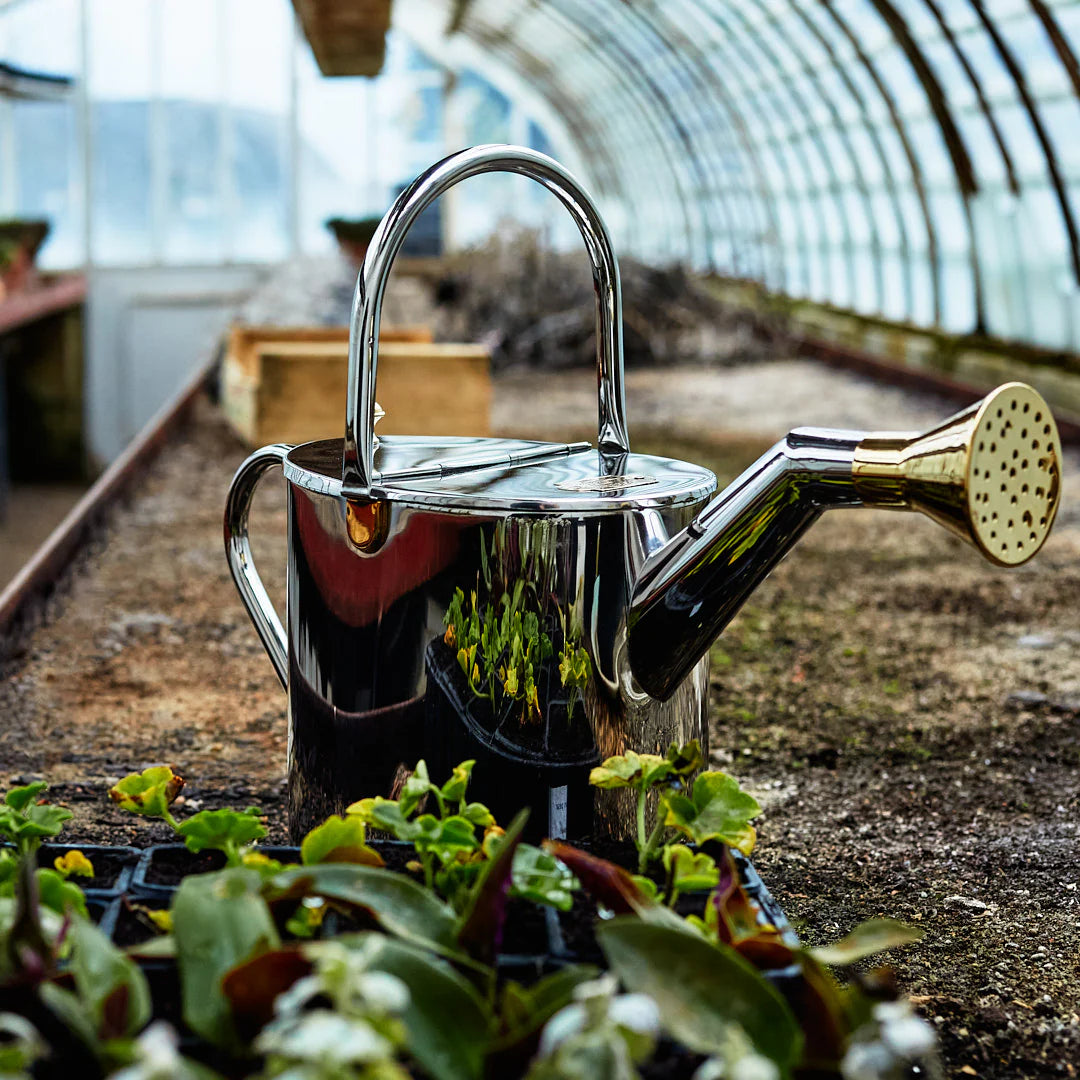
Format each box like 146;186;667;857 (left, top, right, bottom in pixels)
222;324;492;446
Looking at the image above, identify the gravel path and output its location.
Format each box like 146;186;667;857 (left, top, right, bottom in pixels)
1;358;1077;1078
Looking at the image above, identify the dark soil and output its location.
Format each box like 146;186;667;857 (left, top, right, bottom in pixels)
1;366;1078;1077
113;898;170;948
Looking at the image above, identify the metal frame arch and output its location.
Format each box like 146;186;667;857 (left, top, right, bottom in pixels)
600;7;741;274
457;3;685;258
541;0;710;266
515;0;696;262
749;0;886;315
706;1;841;303
815;1;944;324
967;0;1080;286
646;0;783;284
785;0;916;320
691;0;821;298
865;1;984;330
721;1;861;310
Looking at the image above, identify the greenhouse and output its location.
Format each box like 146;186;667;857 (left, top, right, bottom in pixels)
0;2;1077;1078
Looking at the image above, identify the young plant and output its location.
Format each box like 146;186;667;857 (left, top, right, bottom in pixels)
0;781;73;857
445;585;553;724
526;974;660;1080
109;766;270;867
348;760;577;915
253;939;411;1080
557;590;592;723
589;741;705;873
0;782;89;919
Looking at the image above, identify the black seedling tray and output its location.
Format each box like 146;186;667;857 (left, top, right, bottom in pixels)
20;843;141;899
131;844;303;899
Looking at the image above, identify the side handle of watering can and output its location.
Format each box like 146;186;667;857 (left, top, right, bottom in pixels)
341;143;631;493
224;443;291;689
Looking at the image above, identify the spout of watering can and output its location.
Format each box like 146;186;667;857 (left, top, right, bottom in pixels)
627;382;1063;701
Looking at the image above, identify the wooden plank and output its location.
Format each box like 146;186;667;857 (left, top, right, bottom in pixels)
0;274;86;336
225;324;431;378
253;341;491;446
222;324;441;444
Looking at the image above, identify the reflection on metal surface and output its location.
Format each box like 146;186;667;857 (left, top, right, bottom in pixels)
345;499;390;553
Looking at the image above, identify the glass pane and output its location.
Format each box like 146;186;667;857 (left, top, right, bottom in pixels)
5;0;81;267
160;0;223;262
296;43;369;254
88;0;152;263
13;99;80;268
225;0;290;260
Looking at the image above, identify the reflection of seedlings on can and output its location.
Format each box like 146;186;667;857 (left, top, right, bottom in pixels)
433;521;596;762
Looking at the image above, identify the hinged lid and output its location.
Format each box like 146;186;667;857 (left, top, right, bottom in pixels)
285;436;715;513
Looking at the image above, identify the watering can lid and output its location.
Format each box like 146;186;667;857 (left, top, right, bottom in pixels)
284;435;716;514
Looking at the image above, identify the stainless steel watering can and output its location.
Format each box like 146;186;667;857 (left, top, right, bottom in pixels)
225;145;1063;841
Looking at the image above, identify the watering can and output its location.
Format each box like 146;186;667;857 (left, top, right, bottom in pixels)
225;145;1063;841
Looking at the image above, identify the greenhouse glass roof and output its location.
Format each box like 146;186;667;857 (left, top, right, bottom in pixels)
2;0;1079;351
398;0;1080;350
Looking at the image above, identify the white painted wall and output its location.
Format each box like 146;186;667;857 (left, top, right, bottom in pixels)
85;265;266;465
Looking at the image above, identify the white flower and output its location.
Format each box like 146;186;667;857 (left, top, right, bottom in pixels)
255;1010;393;1066
693;1060;727;1080
731;1053;780;1080
880;1015;936;1059
608;993;661;1040
108;1022;182;1080
356;971;411;1015
841;1040;894;1080
537;1002;587;1057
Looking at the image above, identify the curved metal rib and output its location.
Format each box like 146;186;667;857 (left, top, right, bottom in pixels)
342;144;630;493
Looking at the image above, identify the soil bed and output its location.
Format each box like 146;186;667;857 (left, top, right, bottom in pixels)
1;362;1078;1077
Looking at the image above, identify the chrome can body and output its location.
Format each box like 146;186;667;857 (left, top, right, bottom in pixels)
277;445;709;840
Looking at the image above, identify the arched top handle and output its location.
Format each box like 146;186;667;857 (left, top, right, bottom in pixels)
342;144;630;494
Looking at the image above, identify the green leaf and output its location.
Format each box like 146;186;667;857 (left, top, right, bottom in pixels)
0;796;73;849
176;808;267;859
663;771;760;854
597;919;802;1069
456;810;527;966
300;815;384;867
510;845;579;911
440;761;476;805
588;751;671;792
35;868;88;919
462;802;496;828
172;868;280;1050
351;934;493;1080
108;766;184;818
267;864;465;961
490;965;601;1070
663;845;719;896
66;917;152;1039
630;874;659;901
401;760;436;817
4;781;48;812
809;918;925;966
664;740;705;777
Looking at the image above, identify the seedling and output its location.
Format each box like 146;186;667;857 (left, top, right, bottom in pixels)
0;781;89;919
348;759;577;914
110;766;269;867
0;781;73;857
